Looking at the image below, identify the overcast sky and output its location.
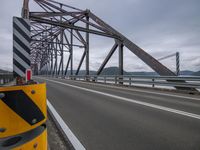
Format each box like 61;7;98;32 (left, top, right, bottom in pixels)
0;0;200;72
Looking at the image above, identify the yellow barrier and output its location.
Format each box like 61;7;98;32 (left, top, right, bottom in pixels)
0;125;47;150
0;83;47;150
13;128;47;150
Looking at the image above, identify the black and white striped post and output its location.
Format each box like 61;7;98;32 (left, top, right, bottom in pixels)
13;17;31;78
176;52;180;76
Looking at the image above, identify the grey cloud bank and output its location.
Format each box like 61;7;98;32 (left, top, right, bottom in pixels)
0;0;199;72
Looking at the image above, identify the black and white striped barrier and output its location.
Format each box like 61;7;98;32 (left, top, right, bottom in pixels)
13;17;31;77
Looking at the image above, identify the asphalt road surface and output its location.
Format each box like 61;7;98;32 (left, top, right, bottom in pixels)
35;77;200;150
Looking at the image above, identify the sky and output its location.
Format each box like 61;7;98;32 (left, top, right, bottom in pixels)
0;0;200;72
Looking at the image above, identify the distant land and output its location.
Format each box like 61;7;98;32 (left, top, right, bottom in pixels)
193;71;200;76
66;67;200;76
0;69;11;74
99;67;200;76
1;67;200;76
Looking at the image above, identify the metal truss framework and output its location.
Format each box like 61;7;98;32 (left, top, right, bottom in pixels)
23;0;177;77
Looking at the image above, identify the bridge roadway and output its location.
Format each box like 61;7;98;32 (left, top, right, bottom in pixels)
35;77;200;150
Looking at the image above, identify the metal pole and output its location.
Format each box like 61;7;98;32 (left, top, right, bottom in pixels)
119;42;124;76
55;39;58;76
86;14;89;76
119;42;124;84
70;29;73;76
176;52;180;76
60;4;64;76
22;0;29;19
50;49;53;76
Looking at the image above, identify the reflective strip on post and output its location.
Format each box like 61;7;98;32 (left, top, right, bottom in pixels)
26;69;32;82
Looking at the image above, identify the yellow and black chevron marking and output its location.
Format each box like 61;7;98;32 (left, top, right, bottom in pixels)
0;83;47;138
0;125;47;150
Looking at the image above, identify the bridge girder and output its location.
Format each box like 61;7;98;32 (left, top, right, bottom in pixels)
28;0;176;77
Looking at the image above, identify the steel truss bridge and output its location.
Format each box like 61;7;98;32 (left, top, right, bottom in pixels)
23;0;179;78
2;1;199;149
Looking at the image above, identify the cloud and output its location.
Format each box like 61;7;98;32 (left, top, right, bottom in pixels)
0;0;199;72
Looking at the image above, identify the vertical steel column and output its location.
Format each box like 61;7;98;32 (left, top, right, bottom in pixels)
47;62;50;76
22;0;29;19
176;52;180;76
53;39;58;76
118;42;124;76
50;49;53;76
70;29;73;76
118;42;124;84
60;4;64;76
61;32;64;76
55;40;57;76
46;29;49;76
58;33;64;76
50;18;53;76
86;15;89;75
46;63;48;76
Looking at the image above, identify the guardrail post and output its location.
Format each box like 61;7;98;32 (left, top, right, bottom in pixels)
129;77;131;86
87;75;90;82
92;76;96;82
152;78;155;88
96;76;98;82
67;75;199;91
119;76;123;85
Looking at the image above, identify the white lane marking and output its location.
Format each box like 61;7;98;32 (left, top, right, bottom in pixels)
47;77;200;101
124;87;200;101
50;77;200;101
42;77;200;120
47;100;86;150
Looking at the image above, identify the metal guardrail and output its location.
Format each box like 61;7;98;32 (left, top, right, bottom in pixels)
0;73;14;85
64;75;200;89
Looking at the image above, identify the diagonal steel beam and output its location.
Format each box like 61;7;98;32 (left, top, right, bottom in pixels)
97;43;118;75
30;16;119;39
64;55;71;76
75;50;86;75
89;12;175;76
